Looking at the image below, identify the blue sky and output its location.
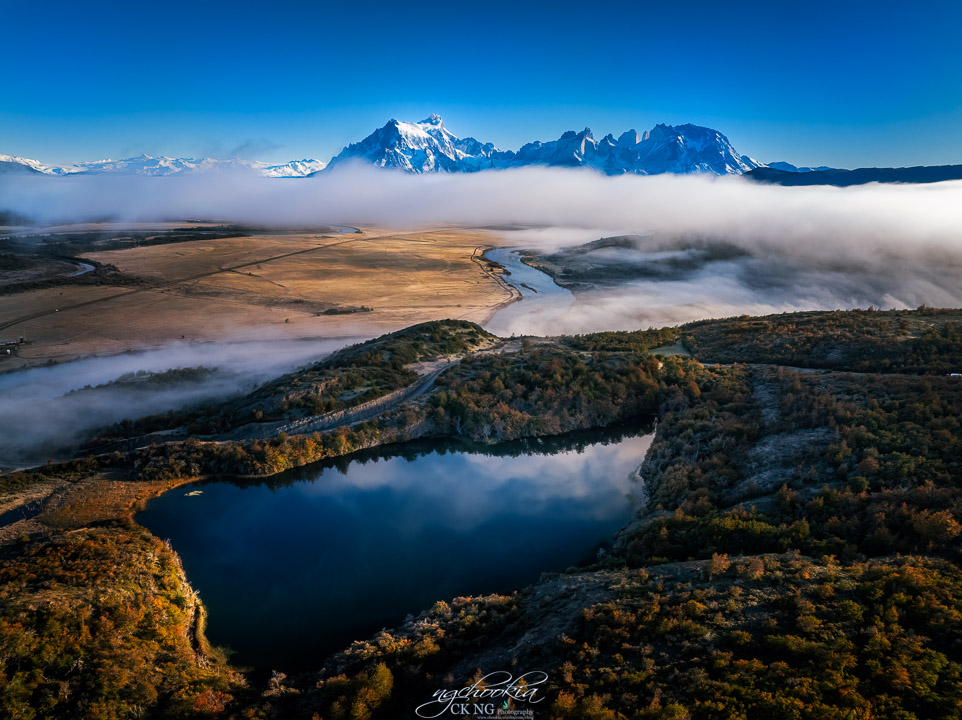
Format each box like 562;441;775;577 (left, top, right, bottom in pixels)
2;0;961;167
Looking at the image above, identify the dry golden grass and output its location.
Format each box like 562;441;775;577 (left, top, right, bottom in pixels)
36;474;193;530
0;472;190;545
0;476;68;516
0;226;514;367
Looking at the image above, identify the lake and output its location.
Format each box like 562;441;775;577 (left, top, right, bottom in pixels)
137;421;653;673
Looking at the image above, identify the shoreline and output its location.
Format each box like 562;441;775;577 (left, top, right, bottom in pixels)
469;245;523;326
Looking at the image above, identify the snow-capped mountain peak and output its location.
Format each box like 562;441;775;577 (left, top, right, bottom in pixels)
622;123;760;175
327;115;503;173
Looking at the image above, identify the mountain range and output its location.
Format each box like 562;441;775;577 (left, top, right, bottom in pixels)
1;115;765;179
0;153;327;178
325;114;762;175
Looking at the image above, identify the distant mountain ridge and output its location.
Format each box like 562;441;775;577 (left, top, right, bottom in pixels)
11;116;956;182
2;115;762;178
0;153;327;178
326;115;762;176
766;161;834;173
745;164;962;186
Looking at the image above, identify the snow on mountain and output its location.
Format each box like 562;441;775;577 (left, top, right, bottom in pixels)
71;155;240;176
328;116;761;176
504;123;761;175
326;115;504;173
3;116;762;179
0;153;326;177
514;128;603;168
252;158;328;177
0;154;80;175
627;123;761;175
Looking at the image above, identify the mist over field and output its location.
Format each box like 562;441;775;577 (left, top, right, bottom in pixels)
2;166;961;458
0;337;363;465
4;164;962;247
5;163;959;230
4;165;962;331
486;226;962;336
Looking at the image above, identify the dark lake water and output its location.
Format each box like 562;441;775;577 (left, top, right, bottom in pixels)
137;422;652;673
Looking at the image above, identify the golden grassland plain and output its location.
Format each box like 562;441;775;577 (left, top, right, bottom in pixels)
0;226;516;368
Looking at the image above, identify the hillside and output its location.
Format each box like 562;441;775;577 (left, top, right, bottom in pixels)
1;310;960;719
682;307;962;374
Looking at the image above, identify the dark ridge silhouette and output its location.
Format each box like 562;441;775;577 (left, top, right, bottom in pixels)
746;164;962;186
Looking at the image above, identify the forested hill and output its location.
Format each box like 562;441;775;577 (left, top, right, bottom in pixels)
1;309;961;719
682;307;962;374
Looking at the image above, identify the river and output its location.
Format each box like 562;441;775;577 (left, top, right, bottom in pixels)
482;247;575;336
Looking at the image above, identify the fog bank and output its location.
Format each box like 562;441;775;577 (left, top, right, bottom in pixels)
0;336;364;466
3;165;962;255
3;166;961;457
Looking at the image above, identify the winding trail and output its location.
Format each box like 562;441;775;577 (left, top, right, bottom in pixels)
219;339;523;442
226;359;459;441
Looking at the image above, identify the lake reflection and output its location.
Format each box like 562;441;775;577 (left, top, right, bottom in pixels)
137;422;653;673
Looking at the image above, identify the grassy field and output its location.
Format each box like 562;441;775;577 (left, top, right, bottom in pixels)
0;225;514;368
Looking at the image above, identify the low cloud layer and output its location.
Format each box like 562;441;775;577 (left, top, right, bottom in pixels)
2;166;961;459
484;235;962;336
0;337;364;466
5;165;961;315
3;164;961;250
